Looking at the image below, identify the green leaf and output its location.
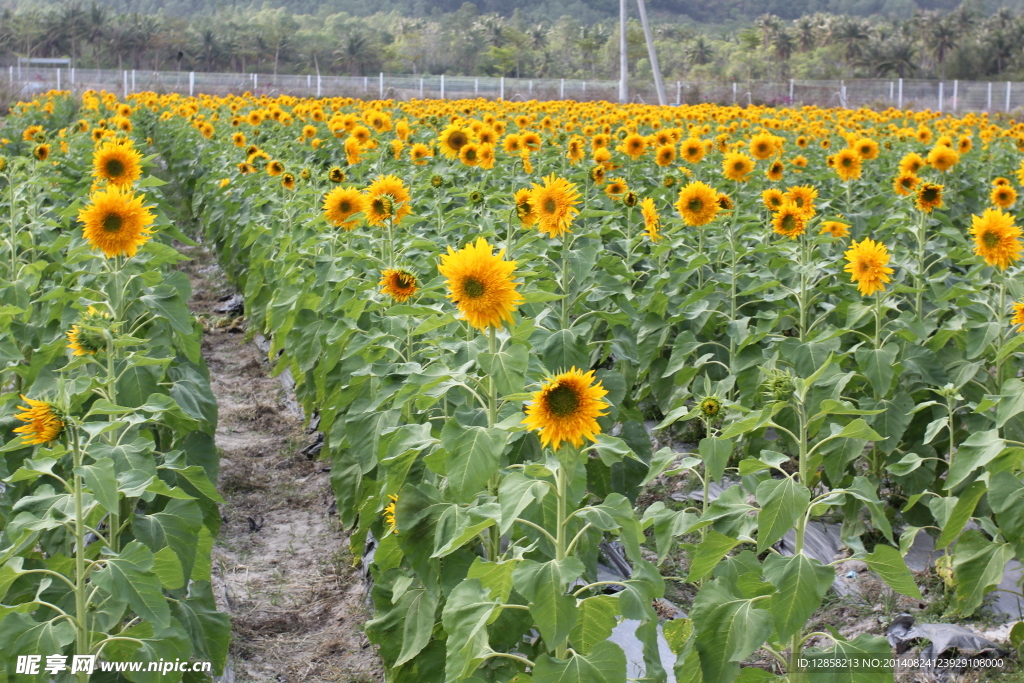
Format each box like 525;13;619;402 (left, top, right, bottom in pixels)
864;544;921;599
952;530;1014;616
946;429;1006;491
855;344;899;397
132;498;203;585
568;595;619;655
590;434;636;465
699;437;733;483
756;476;811;553
169;581;229;674
541;329;590;374
498;472;549;535
0;612;76;656
663;617;694;656
513;558;584;649
763;552;834;641
442;424;508;503
91;540;171;630
935;481;988;550
834;419;884;441
74;457;119;515
152;546;185;590
441;579;499;683
686;530;743;583
864;393;915;455
533;640;627;683
467;557;520;603
432;503;499;558
478;344;529;395
394;588;439;666
691;579;773;683
141;285;194;334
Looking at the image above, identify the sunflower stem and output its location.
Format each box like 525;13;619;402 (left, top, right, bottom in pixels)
798;236;808;343
486;326;501;561
560;232;571;330
873;291;883;350
70;424;91;683
995;277;1006;390
915;209;927;319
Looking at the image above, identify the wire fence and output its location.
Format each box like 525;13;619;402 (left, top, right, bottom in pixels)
7;65;1024;114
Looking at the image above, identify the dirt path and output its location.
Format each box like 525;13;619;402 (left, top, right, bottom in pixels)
179;245;383;683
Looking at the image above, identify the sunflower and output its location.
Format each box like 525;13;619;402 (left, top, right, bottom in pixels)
522;367;609;450
232;131;246;147
992;184;1017;209
13;395;64;445
379;269;419;303
772;203;807;239
620;133;647;160
766;160;784;181
899;152;926;175
853;138;879;160
969;208;1023;270
1012;300;1024;333
438;237;523;330
410;143;432;165
502;134;524;153
655;144;676;167
22;124;44;142
364;174;412;226
820;220;850;238
281;173;296;191
323;186;365;230
522;132;542;152
78;185;155;258
515;188;538;228
640;197;661;242
915;183;944;213
680;138;705;164
717;193;734;211
328;167;346;183
67;305;111;356
531;174;582;238
761;188;785;211
893;173;920;196
749;132;777;160
833;148;862;182
344;136;362;166
604;177;628;200
795;135;809;149
676;181;720;227
916;127;933;145
844;238;894;296
459;143;481;167
927;145;959;172
820;138;832;149
784;185;818;218
383;494;398;534
34;144;50;161
91;140;142;189
567;137;586;164
722;152;754;182
266;160;284;177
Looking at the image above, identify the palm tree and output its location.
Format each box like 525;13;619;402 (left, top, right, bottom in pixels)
829;17;871;70
793;16;818;52
685;36;714;67
928;19;958;79
335;30;375;77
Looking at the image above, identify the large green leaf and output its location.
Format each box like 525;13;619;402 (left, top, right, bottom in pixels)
568;595;619;655
442;423;507;503
756;476;810;553
75;457;119;515
686;530;743;583
533;640;627;683
133;498;204;583
169;581;230;675
541;329;590;373
691;578;773;683
441;579;499;683
864;545;921;599
855;344;899;397
513;558;585;649
91;541;171;630
935;481;988;550
952;530;1014;616
141;284;194;334
478;344;529;395
498;472;549;535
763;552;834;641
394;588;439;666
946;430;1005;491
699;437;733;483
0;612;76;657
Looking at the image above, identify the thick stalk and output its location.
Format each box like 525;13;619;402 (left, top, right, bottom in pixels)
560;232;572;330
789;401;809;681
696;228;704;289
554;451;569;659
8;173;15;278
798;237;808;343
71;426;90;683
915;209;927;318
486;326;501;561
873;291;883;349
995;278;1006;389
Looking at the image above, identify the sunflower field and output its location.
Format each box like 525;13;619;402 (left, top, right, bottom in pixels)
3;89;1024;683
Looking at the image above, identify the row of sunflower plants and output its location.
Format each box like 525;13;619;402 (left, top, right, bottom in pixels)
1;92;228;681
121;87;1024;683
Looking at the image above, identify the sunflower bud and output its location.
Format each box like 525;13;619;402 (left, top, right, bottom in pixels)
762;367;795;403
623;191;638;207
698;396;722;420
431;174;445;188
469;190;484;204
663;175;677;188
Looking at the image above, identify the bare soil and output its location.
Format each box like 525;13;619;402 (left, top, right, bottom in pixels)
179;245;383;683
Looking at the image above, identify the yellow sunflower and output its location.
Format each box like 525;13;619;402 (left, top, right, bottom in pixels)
991;184;1017;209
67;305;112;356
531;174;582;238
820;220;850;238
784;185;818;218
328;167;346;183
604;177;628;200
766;160;784;181
655;144;676;167
620;133;647;160
969;208;1023;270
893;173;919;197
853;138;879;160
438;237;523;331
13;395;64;445
915;183;944;213
761;188;786;211
514;188;539;228
410;143;432;165
1012;300;1024;333
34;144;50;161
675;181;720;227
640;197;661;242
323;186;365;230
438;125;470;158
78;185;155;258
833;148;862;182
927;145;959;172
92;140;143;188
899;152;926;175
722;152;754;182
771;203;807;239
266;160;284;176
680;138;705;164
379;269;419;303
364;174;412;226
383;494;398;534
522;367;609;450
749;132;778;160
844;238;894;296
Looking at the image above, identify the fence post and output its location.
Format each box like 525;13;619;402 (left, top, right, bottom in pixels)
898;78;903;109
840;80;846;108
582;80;586;96
1006;81;1012;112
307;74;310;90
938;82;943;112
440;74;445;99
500;76;504;100
732;82;737;103
57;68;61;90
189;71;194;97
8;66;11;84
889;81;894;102
253;73;257;90
953;80;958;112
364;76;368;92
317;74;321;97
475;78;479;96
132;69;136;91
71;67;75;87
987;82;992;112
789;78;794;102
529;80;534;95
420;78;424;98
124;70;128;97
676;80;681;105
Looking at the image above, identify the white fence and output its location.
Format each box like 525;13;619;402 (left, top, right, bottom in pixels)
7;65;1024;113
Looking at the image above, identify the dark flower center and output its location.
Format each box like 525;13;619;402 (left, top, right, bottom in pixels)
983;231;1001;248
462;276;486;299
544;198;557;214
102;212;123;232
105;158;125;178
687;198;704;212
546;383;580;417
449;132;468;149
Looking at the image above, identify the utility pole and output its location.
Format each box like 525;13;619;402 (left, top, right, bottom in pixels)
635;0;666;105
619;0;628;103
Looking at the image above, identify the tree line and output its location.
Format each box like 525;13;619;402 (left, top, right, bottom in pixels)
6;0;1024;82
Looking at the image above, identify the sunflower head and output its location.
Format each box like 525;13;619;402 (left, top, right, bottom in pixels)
675;181;720;227
431;174;445;188
663;175;677;188
722;152;754;182
772;203;807;240
762;189;785;211
522;367;609;450
514;188;538;228
383;494;398;534
698;396;722;419
322;186;365;230
379;269;419;303
761;367;795;403
78;185;156;258
33;144;51;161
915;183;944;213
893;173;919;197
13;395;65;445
531;174;582;238
1011;300;1024;333
640;197;660;242
328;167;345;183
766;160;784;181
364;174;412;226
92;140;143;188
438;237;523;330
991;184;1017;209
67;305;113;356
469;190;484;204
833;149;862;181
843;238;894;297
623;191;638;207
267;160;284;176
970;208;1023;270
820;220;850;238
